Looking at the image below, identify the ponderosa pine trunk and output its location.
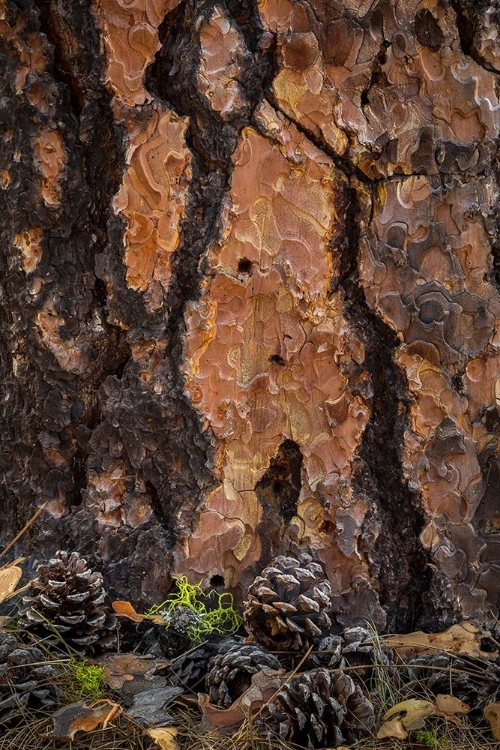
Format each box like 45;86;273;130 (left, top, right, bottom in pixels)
1;0;499;634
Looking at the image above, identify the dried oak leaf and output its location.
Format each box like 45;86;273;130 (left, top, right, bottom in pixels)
45;700;120;740
384;698;436;730
112;600;165;625
112;600;144;622
0;562;23;604
384;623;498;661
484;702;500;740
376;717;408;740
147;727;179;749
103;653;169;700
435;693;470;725
127;686;183;727
199;667;284;733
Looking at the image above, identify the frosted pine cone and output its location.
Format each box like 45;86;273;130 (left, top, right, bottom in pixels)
0;632;61;726
18;551;117;654
205;641;281;707
244;553;333;650
261;667;375;748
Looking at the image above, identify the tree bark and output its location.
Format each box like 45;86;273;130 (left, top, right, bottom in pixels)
1;0;499;633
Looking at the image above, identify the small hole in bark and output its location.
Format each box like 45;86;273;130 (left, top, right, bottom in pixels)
480;636;498;652
318;520;335;534
269;354;285;365
210;574;225;588
452;373;464;394
238;258;252;273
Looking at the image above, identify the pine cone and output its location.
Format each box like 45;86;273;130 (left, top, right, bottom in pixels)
167;638;222;688
308;633;343;669
342;627;389;662
309;627;392;673
0;632;62;726
205;641;281;707
401;650;500;703
18;551;117;654
243;553;333;650
149;607;203;658
261;667;375;748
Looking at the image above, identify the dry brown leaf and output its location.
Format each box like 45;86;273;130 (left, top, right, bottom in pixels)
112;600;145;622
0;565;23;604
484;702;500;740
147;727;179;749
376;717;408;740
199;667;284;733
384;622;498;661
45;701;120;740
435;693;470;724
148;613;168;625
103;653;170;693
384;698;436;730
111;600;165;626
128;686;183;727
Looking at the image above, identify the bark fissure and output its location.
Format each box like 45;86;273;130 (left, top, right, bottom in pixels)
32;0;84;116
260;93;470;185
255;440;303;563
147;1;236;371
261;91;372;184
335;187;433;633
259;74;433;630
450;0;500;75
360;38;390;111
143;0;276;535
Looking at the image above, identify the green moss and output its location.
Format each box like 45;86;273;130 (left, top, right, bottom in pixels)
147;576;242;641
416;729;452;748
70;659;106;701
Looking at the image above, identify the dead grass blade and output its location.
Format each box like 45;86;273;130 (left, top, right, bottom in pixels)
0;502;47;560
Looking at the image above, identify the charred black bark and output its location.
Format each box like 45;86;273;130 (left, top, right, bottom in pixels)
0;0;128;562
334;187;433;633
255;440;303;563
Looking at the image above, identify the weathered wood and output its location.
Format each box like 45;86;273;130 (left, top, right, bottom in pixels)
0;0;499;632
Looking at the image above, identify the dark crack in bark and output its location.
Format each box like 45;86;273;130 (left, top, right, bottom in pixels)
333;186;434;633
450;0;500;75
258;66;434;630
255;440;303;563
360;38;390;110
143;0;276;541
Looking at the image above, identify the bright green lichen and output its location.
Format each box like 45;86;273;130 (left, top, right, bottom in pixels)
147;576;242;642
